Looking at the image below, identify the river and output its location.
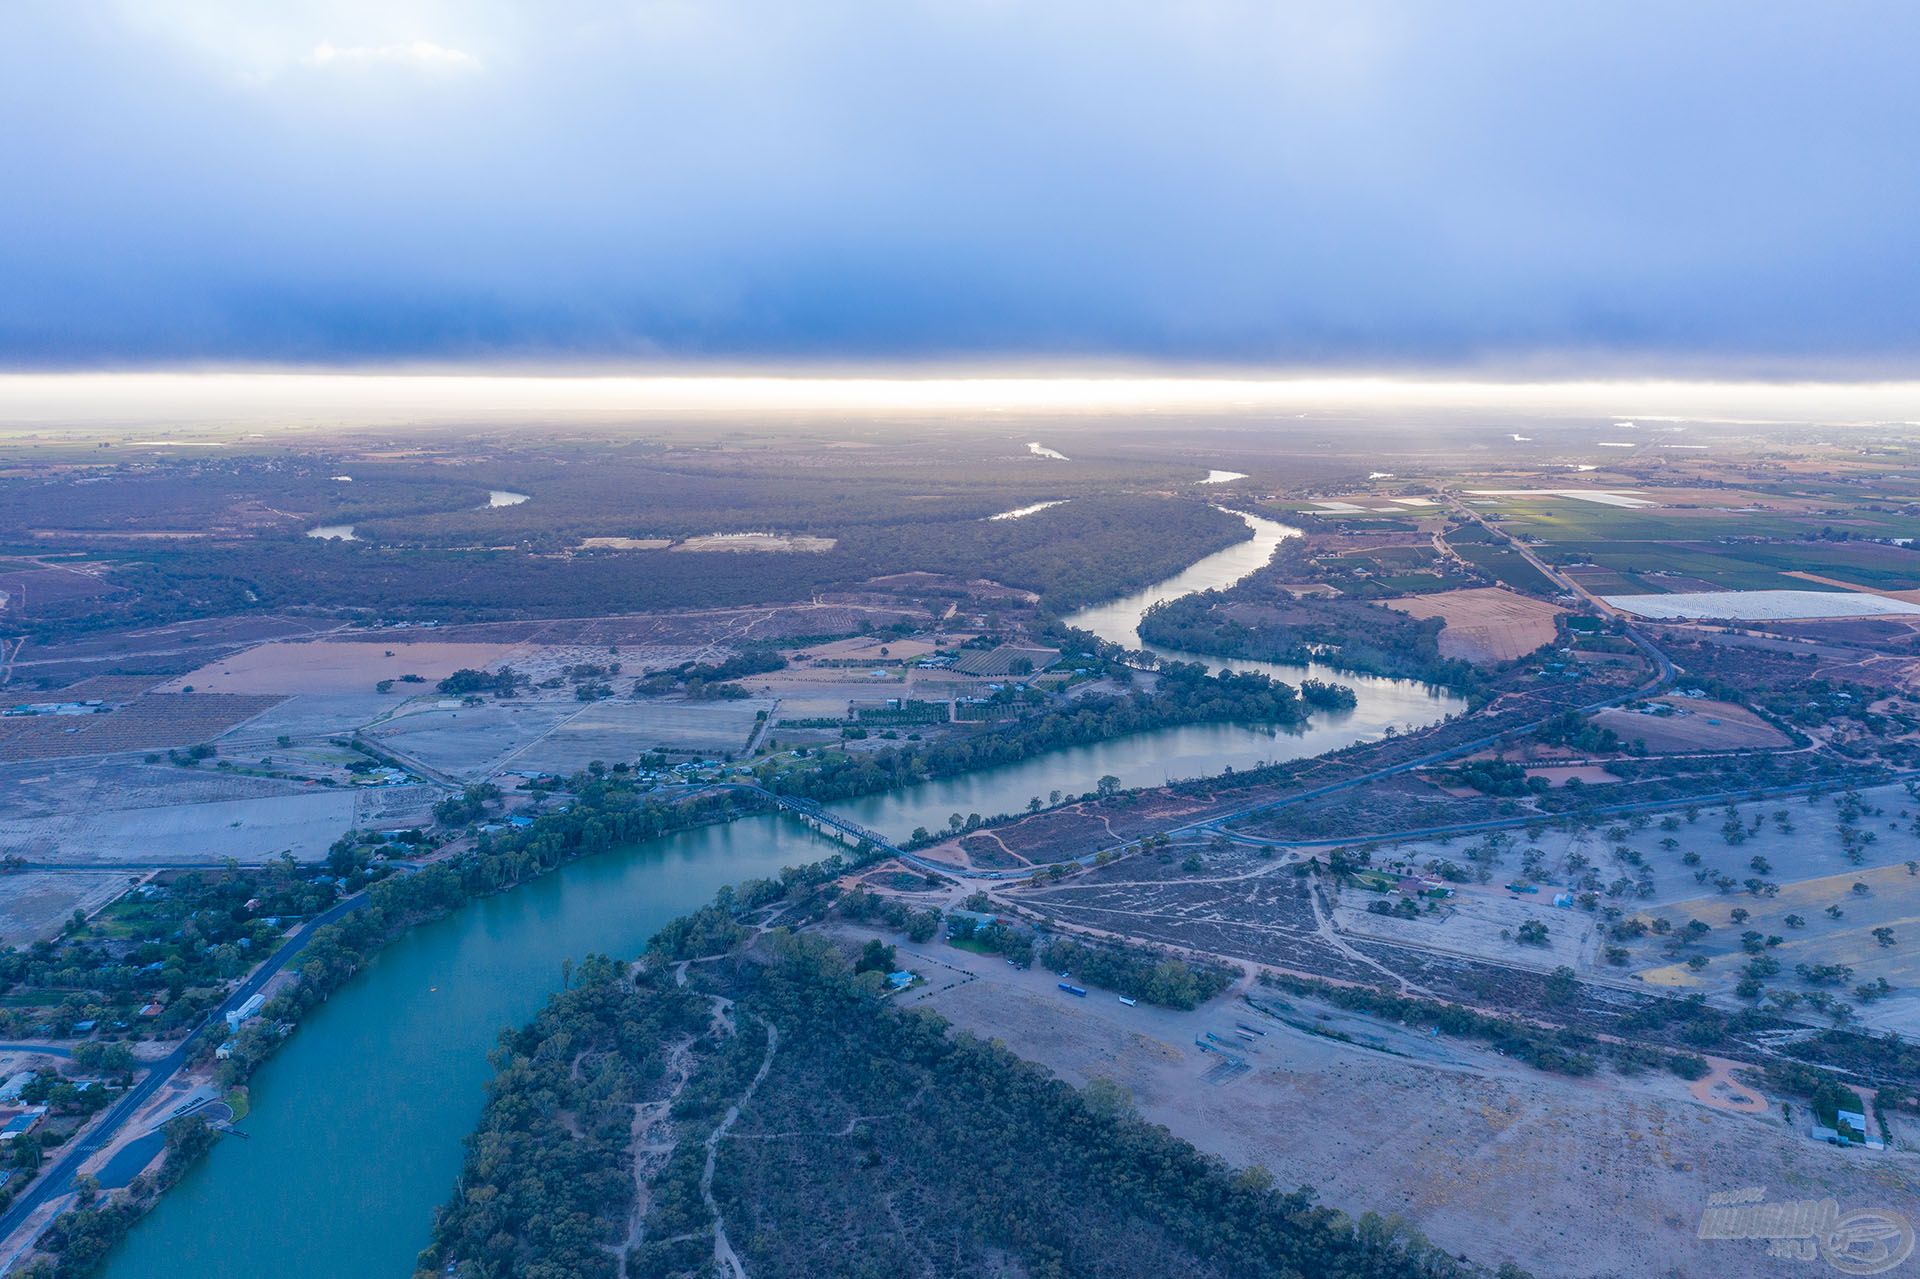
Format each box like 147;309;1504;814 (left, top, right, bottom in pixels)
104;508;1461;1278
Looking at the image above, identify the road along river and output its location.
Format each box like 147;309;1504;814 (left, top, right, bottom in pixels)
102;510;1462;1279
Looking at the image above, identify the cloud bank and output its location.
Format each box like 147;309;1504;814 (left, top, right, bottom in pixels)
3;2;1917;372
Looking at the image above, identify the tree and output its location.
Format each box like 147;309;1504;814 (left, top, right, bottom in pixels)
1096;774;1122;798
854;939;897;974
1874;927;1896;948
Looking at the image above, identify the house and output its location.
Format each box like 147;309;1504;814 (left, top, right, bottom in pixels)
0;1072;35;1105
946;908;1000;934
1837;1109;1869;1139
0;1109;46;1141
885;971;916;990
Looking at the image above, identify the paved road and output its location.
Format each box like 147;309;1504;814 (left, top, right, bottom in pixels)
0;891;372;1245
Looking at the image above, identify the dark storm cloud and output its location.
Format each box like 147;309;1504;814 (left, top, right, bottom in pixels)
3;2;1918;370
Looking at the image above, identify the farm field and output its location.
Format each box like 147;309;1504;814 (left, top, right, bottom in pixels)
1385;586;1565;663
210;692;401;750
363;694;772;779
0;790;360;863
1590;696;1790;752
1605;590;1920;621
1532;535;1920;596
507;697;771;773
0;693;285;763
361;701;587;779
156;639;536;695
1448;541;1560;595
0;871;132;943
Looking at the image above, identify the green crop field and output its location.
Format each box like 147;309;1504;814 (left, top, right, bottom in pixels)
1454;543;1559;594
1540;538;1920;592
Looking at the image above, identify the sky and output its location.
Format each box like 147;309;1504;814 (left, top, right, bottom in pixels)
5;2;1919;375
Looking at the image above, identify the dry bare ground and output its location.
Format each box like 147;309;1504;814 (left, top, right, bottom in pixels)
0;694;284;763
1591;696;1789;752
888;933;1919;1279
0;871;130;942
1386;587;1566;664
155;639;536;695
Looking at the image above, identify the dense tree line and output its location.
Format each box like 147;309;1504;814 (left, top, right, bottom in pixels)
1139;588;1489;693
416;956;706;1278
427;930;1515;1279
634;650;787;696
760;663;1346;803
1039;936;1237;1009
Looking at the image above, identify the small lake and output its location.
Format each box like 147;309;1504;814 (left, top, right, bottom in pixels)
304;524;356;541
486;490;529;508
1199;470;1248;484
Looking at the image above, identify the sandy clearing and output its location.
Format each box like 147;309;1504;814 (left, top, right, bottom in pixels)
157;640;534;695
1386;586;1566;663
672;533;837;553
577;536;673;550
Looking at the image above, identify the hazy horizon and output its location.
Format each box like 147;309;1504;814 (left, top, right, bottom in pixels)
4;368;1920;431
